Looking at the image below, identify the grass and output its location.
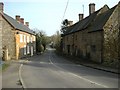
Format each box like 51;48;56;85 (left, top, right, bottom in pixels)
2;63;10;71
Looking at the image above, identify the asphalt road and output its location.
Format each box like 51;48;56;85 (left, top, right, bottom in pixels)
21;48;118;88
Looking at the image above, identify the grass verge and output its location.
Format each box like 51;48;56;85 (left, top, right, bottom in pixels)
2;63;10;71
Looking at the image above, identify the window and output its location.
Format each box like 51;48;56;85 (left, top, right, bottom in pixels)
33;36;35;41
29;36;31;42
67;37;68;41
27;36;29;43
91;45;96;52
31;37;33;43
72;34;74;39
75;35;77;40
24;35;26;42
20;34;23;42
24;45;26;55
27;45;30;54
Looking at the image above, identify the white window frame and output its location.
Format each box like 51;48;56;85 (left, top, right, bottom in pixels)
31;37;33;43
29;36;31;42
24;45;26;55
27;45;30;54
33;36;35;41
24;35;26;43
20;34;23;42
27;36;29;43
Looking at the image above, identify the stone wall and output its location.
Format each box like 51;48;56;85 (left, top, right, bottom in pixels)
2;17;16;60
0;13;2;59
63;34;74;55
63;29;103;63
103;5;119;68
88;31;103;63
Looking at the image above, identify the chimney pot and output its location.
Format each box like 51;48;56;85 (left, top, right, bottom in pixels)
68;21;73;26
0;2;4;13
25;22;29;27
78;14;84;21
20;18;24;24
15;15;20;21
89;3;95;15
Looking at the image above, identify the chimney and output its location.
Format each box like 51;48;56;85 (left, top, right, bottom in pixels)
68;21;73;26
20;18;24;24
15;15;20;22
78;14;84;21
25;22;29;27
0;2;4;13
89;3;95;15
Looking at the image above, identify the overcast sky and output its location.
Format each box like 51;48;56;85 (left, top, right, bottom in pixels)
2;0;120;36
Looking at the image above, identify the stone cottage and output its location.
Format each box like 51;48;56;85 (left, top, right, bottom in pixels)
0;2;36;60
62;2;119;67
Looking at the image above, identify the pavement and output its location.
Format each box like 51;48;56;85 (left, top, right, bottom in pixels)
60;54;119;74
2;60;23;89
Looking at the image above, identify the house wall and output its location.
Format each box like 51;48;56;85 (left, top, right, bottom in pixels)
103;5;119;67
15;30;36;59
73;31;87;57
0;13;2;59
2;17;16;60
63;29;103;63
88;31;103;63
63;34;74;55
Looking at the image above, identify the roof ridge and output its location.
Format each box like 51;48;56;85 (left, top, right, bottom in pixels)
2;13;35;35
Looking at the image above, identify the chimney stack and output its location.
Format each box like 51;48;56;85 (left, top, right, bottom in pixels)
25;22;29;27
78;14;84;21
89;3;95;15
68;21;73;26
15;15;20;22
0;2;4;13
20;18;24;24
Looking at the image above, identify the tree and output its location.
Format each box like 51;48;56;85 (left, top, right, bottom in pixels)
50;31;61;51
60;19;69;33
34;28;49;53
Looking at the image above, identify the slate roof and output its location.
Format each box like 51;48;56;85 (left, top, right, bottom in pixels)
2;13;35;35
88;5;117;32
63;4;116;36
63;9;100;36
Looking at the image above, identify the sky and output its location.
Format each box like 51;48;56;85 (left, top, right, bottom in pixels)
1;0;120;36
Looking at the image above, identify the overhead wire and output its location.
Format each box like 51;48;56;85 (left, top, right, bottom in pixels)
61;0;70;23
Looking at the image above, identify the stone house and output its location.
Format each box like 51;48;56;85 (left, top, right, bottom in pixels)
62;2;119;67
0;2;36;60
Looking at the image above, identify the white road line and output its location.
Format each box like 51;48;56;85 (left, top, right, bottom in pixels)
48;52;109;88
19;63;27;89
68;72;109;88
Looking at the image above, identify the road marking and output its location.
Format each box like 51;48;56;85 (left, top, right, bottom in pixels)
48;52;109;88
39;62;51;64
68;72;109;88
19;63;27;89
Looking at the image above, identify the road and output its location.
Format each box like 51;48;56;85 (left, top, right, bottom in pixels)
21;48;118;88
